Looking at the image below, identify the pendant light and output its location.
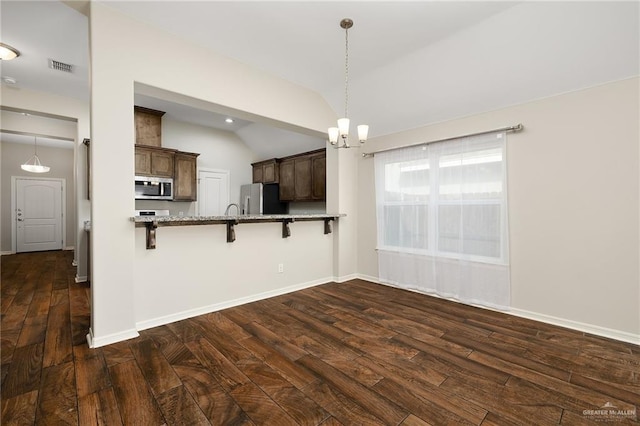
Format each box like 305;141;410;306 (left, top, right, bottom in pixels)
21;136;50;173
328;18;369;148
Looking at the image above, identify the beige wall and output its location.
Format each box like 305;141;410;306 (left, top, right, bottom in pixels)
88;3;342;346
0;142;75;251
358;77;639;341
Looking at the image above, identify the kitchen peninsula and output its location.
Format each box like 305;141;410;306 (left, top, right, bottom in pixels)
133;213;344;249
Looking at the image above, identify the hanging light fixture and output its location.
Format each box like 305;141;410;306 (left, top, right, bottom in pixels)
21;136;50;173
328;18;369;148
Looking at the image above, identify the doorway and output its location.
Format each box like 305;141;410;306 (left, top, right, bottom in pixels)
12;177;65;252
197;169;229;216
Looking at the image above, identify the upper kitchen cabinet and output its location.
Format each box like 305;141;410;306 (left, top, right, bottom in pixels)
252;159;280;184
279;149;326;202
135;145;176;177
174;151;200;201
310;151;326;200
134;106;165;147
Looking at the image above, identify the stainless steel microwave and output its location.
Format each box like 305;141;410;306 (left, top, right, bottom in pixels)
134;176;173;200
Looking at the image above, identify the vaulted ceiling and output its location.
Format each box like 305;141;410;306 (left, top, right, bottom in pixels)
1;1;638;148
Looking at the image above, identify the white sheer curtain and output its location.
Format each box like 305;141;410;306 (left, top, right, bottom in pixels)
374;132;510;310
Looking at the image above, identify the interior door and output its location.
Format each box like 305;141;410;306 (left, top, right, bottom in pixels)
197;170;229;216
16;178;63;252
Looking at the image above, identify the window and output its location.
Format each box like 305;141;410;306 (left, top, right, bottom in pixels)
375;133;508;265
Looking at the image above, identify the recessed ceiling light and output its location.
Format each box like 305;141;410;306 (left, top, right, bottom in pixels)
0;43;20;61
225;118;234;124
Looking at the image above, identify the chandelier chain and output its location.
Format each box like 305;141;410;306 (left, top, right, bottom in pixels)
344;25;349;119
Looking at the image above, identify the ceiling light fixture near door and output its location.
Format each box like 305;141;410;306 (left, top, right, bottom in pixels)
0;43;20;60
21;136;50;173
328;18;368;149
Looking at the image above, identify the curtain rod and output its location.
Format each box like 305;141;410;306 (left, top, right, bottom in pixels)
361;123;523;158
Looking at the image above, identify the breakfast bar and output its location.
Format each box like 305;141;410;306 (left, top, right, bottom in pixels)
132;214;344;249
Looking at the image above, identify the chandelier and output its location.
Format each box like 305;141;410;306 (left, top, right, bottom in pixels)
328;18;368;148
21;136;50;173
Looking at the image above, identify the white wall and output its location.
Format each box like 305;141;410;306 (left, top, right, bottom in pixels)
0;142;75;251
134;221;333;328
163;118;256;208
0;87;91;280
358;77;640;342
88;3;340;346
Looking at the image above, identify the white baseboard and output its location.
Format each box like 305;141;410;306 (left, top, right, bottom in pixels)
334;273;360;283
354;274;639;345
136;276;334;332
354;273;381;284
509;308;640;346
1;251;16;256
64;246;75;251
86;327;140;348
75;275;88;283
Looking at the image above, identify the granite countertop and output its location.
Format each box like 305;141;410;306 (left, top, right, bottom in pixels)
131;213;345;224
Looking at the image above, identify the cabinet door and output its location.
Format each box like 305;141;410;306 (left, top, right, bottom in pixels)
135;148;152;175
150;150;174;177
134;106;164;147
294;156;312;200
311;153;326;200
279;159;295;201
174;153;198;201
263;162;277;183
252;164;264;183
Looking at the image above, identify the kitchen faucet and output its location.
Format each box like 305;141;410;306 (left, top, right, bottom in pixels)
224;203;240;216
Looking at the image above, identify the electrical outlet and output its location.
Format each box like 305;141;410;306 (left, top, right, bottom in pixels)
278;263;284;273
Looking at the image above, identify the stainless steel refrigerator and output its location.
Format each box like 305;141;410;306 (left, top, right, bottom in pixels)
240;183;288;215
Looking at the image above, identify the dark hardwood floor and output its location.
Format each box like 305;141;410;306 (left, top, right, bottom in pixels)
1;250;638;425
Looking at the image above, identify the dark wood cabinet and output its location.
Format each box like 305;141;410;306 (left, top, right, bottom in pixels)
293;155;312;200
311;152;326;200
134;106;165;147
252;159;279;184
174;152;199;201
135;145;175;177
279;159;295;201
278;149;326;202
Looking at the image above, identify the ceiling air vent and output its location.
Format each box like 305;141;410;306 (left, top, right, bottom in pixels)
48;59;73;73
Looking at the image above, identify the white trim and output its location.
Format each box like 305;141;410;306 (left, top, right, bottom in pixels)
354;274;639;345
11;176;66;253
509;308;640;346
355;273;382;284
64;246;75;251
1;251;17;256
136;276;333;332
334;273;360;283
86;327;140;348
75;275;88;283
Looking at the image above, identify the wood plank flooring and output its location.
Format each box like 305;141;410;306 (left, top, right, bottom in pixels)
2;250;638;425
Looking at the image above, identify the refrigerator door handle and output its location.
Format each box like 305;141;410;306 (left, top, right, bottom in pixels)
243;196;250;215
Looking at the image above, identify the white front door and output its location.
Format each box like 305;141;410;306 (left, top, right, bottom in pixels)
198;169;229;216
15;178;64;252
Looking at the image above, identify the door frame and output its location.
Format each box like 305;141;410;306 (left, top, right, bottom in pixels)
196;168;230;216
11;176;66;253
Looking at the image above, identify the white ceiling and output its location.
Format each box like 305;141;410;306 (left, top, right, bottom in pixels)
1;1;638;147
